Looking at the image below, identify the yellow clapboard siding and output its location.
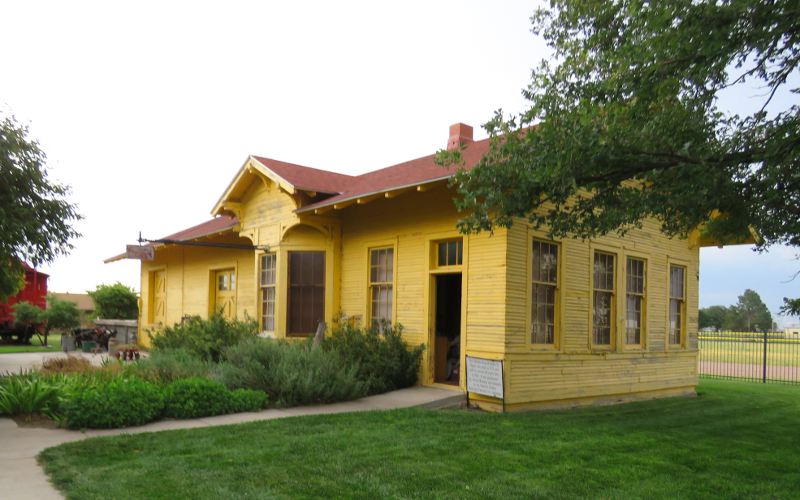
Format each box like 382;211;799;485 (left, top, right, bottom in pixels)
139;160;700;410
138;232;255;346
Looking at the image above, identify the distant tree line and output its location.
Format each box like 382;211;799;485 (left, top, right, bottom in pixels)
700;289;775;332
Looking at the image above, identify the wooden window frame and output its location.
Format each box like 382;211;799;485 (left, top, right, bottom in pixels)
367;246;395;329
591;250;617;350
260;253;277;333
529;238;560;348
624;256;647;348
668;262;687;348
432;238;463;269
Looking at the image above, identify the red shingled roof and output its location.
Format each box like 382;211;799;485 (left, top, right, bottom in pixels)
251;156;355;194
159;215;239;241
296;137;491;213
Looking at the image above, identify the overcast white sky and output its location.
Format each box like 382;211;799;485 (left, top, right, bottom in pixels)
1;1;797;327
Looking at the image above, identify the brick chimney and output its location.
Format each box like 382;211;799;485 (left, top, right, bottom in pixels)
447;123;473;150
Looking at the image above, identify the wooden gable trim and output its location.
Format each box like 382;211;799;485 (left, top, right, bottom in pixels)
212;156;300;217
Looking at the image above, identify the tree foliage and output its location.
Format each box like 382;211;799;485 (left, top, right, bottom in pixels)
699;305;729;331
733;289;773;332
0;114;81;300
781;297;800;317
12;301;45;327
700;289;774;332
441;1;799;249
89;282;138;320
44;295;81;333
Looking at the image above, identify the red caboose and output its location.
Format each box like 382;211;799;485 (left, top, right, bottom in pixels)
0;263;49;339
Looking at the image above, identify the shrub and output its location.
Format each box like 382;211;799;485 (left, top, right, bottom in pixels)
12;301;44;327
129;349;211;384
216;338;364;407
0;374;62;420
43;295;81;333
88;282;138;319
163;377;232;419
61;377;163;429
150;314;258;362
322;320;425;395
39;355;95;375
229;389;268;412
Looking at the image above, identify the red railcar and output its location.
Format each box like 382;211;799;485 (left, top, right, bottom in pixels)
0;263;48;333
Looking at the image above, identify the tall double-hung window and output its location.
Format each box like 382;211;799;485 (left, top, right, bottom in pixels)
592;251;616;346
260;253;276;332
369;247;394;327
531;240;558;344
669;264;686;346
625;257;646;345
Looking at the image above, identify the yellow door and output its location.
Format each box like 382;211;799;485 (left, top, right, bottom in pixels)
214;269;237;319
151;270;166;325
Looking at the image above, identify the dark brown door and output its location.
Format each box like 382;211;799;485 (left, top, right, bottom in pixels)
288;251;325;335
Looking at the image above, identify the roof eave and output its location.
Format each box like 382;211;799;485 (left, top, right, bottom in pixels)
296;174;453;214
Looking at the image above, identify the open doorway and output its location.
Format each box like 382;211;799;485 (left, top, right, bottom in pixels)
433;273;462;385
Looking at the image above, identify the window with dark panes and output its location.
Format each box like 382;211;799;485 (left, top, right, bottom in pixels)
531;240;558;344
369;247;394;327
288;251;325;335
437;239;463;266
625;257;646;345
669;264;686;345
260;253;276;332
593;251;615;345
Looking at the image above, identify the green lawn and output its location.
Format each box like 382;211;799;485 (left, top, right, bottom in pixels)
0;333;61;354
39;380;800;499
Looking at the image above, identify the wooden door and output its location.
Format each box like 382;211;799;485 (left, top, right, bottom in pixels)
214;269;237;319
151;270;166;325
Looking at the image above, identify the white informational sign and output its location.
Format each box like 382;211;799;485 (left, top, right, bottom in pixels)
126;244;154;261
466;356;504;399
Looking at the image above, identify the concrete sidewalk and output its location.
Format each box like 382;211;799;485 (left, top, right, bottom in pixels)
0;385;461;499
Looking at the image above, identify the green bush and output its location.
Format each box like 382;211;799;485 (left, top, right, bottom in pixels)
163;377;232;419
89;282;138;319
150;314;258;362
0;374;62;420
11;301;45;327
216;338;364;407
229;388;268;412
44;295;81;333
61;377;164;429
130;349;211;384
322;320;425;395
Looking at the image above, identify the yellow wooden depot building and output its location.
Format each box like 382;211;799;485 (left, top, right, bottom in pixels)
110;123;728;412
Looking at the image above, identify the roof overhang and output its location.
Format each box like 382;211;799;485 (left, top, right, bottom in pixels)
296;175;452;215
688;210;760;248
104;221;239;263
211;156;289;217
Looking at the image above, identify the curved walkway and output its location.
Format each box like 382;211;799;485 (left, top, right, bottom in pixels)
0;385;460;499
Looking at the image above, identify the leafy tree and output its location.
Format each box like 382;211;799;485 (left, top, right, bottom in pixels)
12;301;45;327
732;289;773;332
0;114;81;300
89;282;138;319
442;0;798;249
44;295;81;333
699;305;729;331
438;1;800;317
781;297;800;317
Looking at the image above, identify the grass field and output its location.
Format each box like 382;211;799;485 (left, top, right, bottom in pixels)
39;380;800;499
0;333;61;354
699;338;800;367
